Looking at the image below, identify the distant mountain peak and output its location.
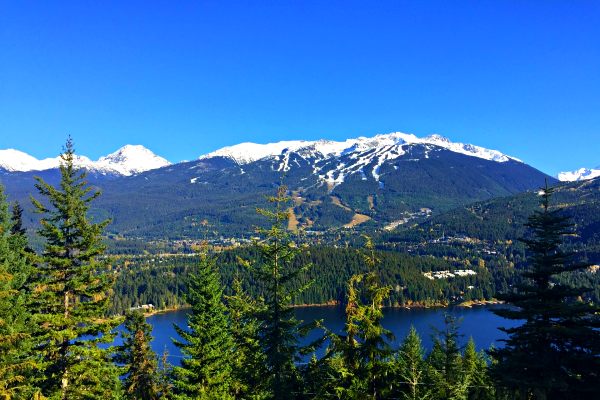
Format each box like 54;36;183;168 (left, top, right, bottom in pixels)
558;166;600;182
95;145;171;175
0;145;171;176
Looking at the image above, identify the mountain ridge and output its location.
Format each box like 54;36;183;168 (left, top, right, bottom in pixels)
558;166;600;182
0;144;170;176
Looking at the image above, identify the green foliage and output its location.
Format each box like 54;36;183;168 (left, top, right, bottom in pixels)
427;315;468;400
0;187;38;399
462;338;493;400
393;326;431;400
29;138;121;399
109;245;483;316
244;185;320;399
491;184;600;399
325;236;395;399
225;276;268;399
172;246;234;399
114;310;160;400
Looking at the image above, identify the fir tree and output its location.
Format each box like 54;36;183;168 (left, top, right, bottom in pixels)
114;310;159;400
0;186;38;398
10;201;26;237
225;275;268;399
427;315;467;400
29;138;121;399
326;236;394;399
157;347;173;400
491;183;600;399
461;338;493;400
393;326;431;400
172;244;234;399
245;185;319;399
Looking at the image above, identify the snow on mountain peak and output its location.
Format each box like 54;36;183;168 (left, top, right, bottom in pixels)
0;145;170;176
558;166;600;182
95;145;171;175
199;131;519;165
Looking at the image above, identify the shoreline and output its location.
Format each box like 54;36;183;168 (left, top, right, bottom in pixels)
141;299;503;316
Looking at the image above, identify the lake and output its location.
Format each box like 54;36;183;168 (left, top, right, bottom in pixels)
139;305;519;365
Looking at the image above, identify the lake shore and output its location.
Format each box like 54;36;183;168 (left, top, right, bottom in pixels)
140;298;503;316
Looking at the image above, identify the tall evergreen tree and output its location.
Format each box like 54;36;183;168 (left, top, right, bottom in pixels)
245;185;318;400
10;201;26;237
0;186;37;399
427;315;467;400
326;236;394;399
225;275;268;399
461;339;493;400
114;310;159;400
393;326;431;400
157;347;173;400
172;245;234;399
29;138;121;399
490;183;600;399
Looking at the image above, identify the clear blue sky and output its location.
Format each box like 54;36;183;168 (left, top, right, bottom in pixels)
1;1;598;175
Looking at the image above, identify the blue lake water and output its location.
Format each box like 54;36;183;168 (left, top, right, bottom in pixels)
136;305;519;365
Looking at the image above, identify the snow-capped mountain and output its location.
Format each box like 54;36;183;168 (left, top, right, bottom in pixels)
558;166;600;182
200;131;521;188
93;145;171;175
0;145;170;176
201;132;519;165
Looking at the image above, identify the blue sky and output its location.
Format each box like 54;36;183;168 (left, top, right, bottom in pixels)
1;1;598;175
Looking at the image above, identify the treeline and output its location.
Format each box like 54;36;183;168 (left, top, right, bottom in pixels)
1;141;599;399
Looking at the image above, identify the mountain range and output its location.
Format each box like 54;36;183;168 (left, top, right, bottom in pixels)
0;144;170;176
558;166;600;182
0;131;570;239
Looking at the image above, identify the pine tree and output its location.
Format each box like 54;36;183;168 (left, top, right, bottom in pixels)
29;138;121;399
10;201;26;236
326;236;394;399
225;275;268;399
245;185;318;399
172;244;234;399
427;315;467;400
394;326;431;400
156;347;173;399
490;183;600;399
0;186;38;398
462;338;493;400
114;310;159;400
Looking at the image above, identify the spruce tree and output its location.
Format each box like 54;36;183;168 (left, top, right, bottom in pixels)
394;326;431;400
29;138;121;399
157;347;173;399
225;275;268;399
172;245;234;399
245;185;318;399
10;201;26;236
462;338;493;400
0;186;37;398
326;236;394;399
490;184;600;399
114;310;159;400
427;315;467;400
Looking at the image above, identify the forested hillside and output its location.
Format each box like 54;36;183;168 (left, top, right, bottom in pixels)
110;247;498;315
